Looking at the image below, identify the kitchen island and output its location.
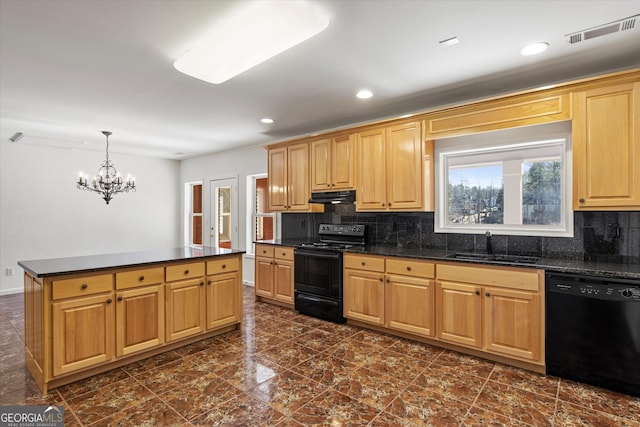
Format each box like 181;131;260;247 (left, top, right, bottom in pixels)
18;247;245;394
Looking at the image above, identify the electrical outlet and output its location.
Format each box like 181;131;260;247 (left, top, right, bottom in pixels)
5;267;14;276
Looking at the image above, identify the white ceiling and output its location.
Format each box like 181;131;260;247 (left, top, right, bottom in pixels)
1;0;639;159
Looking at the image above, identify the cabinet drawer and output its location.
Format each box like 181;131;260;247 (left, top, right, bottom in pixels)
165;262;205;282
207;256;240;275
116;267;164;290
256;244;274;258
386;258;435;278
274;247;294;261
437;263;541;292
52;274;114;300
344;254;385;272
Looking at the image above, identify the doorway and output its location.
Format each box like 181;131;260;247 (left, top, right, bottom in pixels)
209;177;238;249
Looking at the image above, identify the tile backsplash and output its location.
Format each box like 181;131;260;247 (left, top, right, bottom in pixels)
282;204;640;264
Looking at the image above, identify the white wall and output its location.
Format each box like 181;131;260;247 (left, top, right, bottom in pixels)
180;144;267;285
0;141;181;295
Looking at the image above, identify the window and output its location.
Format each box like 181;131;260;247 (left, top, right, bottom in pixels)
186;182;203;247
435;122;572;237
246;174;277;255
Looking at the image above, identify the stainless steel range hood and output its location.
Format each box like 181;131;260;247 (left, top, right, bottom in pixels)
308;190;355;204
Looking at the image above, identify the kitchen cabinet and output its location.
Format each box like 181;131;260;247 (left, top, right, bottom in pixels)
310;134;355;191
423;89;571;140
254;244;295;306
165;277;206;342
436;263;543;363
268;142;322;212
355;121;426;211
205;256;242;330
573;81;640;210
343;254;435;336
52;292;115;376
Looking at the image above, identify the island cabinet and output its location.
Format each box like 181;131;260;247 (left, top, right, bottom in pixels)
436;263;544;364
22;251;243;394
343;254;436;338
254;244;294;306
310;133;355;191
355;121;428;211
572;81;640;210
268;142;323;212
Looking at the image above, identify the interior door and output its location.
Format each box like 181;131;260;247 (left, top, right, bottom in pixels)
210;177;238;249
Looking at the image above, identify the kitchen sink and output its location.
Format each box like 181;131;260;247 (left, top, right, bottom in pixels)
445;253;540;265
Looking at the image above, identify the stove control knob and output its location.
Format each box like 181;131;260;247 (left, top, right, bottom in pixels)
622;289;633;298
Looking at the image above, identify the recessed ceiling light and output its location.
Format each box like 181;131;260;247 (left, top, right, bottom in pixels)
439;36;459;46
356;90;373;99
173;1;330;84
520;42;549;56
261;118;275;124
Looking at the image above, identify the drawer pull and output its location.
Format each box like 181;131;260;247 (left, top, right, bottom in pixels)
106;299;113;304
222;264;227;269
379;278;383;282
406;266;411;271
579;198;585;203
117;296;123;302
81;284;88;289
139;275;145;281
282;252;286;256
184;269;189;275
361;261;366;266
475;290;480;296
208;280;212;285
485;292;491;297
200;282;204;287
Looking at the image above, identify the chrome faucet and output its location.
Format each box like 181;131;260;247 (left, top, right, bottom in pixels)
485;231;493;255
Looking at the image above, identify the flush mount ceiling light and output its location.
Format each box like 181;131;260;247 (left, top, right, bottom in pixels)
520;42;549;56
261;118;275;124
174;1;330;84
356;90;373;99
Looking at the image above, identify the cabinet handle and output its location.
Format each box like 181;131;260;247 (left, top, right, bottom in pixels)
200;282;204;287
184;269;189;275
106;299;112;304
388;203;392;206
386;278;390;283
379;278;383;282
485;292;491;297
406;266;411;271
331;183;335;186
381;203;385;207
117;296;123;302
282;252;286;256
361;261;366;266
208;280;212;285
81;284;88;289
138;275;145;281
327;184;330;187
475;290;480;296
222;264;227;269
579;198;585;203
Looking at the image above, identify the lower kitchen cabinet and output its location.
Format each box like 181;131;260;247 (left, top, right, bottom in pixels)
436;263;543;364
254;244;294;306
205;255;242;330
165;277;206;342
115;284;165;357
387;274;435;338
343;267;385;325
52;293;115;376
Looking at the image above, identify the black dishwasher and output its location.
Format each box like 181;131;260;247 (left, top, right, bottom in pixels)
546;272;640;397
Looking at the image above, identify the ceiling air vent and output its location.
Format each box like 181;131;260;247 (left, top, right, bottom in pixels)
566;14;638;44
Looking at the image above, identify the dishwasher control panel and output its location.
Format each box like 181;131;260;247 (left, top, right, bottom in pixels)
548;274;640;302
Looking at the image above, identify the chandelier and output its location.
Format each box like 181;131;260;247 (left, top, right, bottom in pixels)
76;131;136;204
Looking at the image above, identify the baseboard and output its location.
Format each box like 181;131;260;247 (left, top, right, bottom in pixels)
0;287;23;296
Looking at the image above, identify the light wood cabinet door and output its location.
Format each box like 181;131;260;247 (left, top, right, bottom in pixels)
165;278;205;342
484;287;540;361
386;121;423;210
332;134;354;190
573;82;640;209
255;257;275;298
206;271;241;330
274;259;294;304
287;142;312;211
385;274;435;338
311;138;332;191
52;293;115;376
343;268;385;325
116;285;164;357
356;128;387;211
268;146;287;211
24;274;45;375
436;281;482;349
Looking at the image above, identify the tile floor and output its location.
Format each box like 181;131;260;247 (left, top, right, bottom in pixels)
1;285;639;426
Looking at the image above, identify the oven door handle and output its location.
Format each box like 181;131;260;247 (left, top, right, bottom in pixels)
294;249;342;259
296;293;339;307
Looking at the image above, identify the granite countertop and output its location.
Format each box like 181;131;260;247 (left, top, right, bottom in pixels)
255;240;640;280
19;246;245;278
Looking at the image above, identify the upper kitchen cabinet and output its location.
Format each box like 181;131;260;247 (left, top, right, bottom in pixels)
310;133;355;192
573;81;640;210
268;142;322;212
356;121;429;211
423;89;571;140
